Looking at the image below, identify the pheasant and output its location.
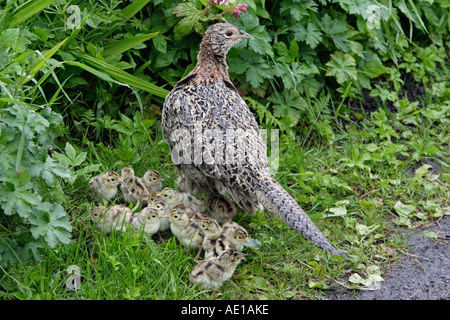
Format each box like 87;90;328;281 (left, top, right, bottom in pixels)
161;23;348;257
190;248;245;290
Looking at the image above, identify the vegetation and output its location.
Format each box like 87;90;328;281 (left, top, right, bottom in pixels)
0;0;448;299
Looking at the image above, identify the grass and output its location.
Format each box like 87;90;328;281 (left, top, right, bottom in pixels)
0;8;448;301
1;97;447;300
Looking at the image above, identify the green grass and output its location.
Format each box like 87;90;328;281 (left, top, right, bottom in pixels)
0;0;449;301
1;101;448;299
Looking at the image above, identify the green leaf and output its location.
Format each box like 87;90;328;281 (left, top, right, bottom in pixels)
0;178;42;218
172;2;203;39
103;32;159;58
8;0;56;28
26;37;68;82
305;22;322;49
28;202;72;248
325;52;357;84
234;13;273;56
393;201;416;218
280;0;318;21
119;0;152;21
268;89;307;127
73;53;169;98
320;14;361;54
229;50;272;88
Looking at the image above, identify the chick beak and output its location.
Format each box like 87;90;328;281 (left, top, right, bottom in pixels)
240;30;252;40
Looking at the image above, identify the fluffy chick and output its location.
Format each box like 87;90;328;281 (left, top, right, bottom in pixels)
142;170;163;192
160;187;184;210
148;191;162;202
148;199;170;232
206;194;237;224
129;207;161;236
120;166;150;205
190;248;245;290
90;205;132;233
160;187;206;212
199;217;230;259
169;204;204;258
185;207;209;224
89;171;120;202
222;221;249;251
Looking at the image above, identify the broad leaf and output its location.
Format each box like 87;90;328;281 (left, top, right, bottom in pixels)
28;202;72;248
325;51;357;84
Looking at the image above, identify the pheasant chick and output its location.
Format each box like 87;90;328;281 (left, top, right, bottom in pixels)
129;207;161;236
222;221;249;251
190;248;245;290
206;194;237;224
142;170;163;192
199;217;230;259
161;187;206;212
90;205;132;233
120;166;150;205
148;199;170;232
88;171;120;202
169;205;204;258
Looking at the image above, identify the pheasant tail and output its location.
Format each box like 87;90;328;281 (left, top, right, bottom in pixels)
256;176;349;258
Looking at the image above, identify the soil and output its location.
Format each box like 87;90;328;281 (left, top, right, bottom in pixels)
326;216;449;300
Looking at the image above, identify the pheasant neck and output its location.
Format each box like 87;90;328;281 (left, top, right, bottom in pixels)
193;50;230;83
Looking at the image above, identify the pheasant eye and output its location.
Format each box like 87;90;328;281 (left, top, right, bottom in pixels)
225;30;233;37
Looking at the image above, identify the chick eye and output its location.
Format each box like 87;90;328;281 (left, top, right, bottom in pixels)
225;30;233;37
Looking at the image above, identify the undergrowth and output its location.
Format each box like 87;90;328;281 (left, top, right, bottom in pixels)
0;0;449;300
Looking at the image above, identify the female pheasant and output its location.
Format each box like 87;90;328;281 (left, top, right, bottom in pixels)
161;23;348;257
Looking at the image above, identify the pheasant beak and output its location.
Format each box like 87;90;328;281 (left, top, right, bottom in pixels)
240;30;252;40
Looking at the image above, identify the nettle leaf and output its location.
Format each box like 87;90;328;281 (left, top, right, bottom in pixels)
0;124;18;172
274;61;311;90
228;49;272;88
325;51;357;84
0;176;42;218
268;89;308;127
2;105;51;141
293;22;323;49
28;202;72;248
234;13;272;56
305;22;323;49
280;0;318;22
337;0;374;18
320;14;361;55
297;74;321;99
172;2;204;39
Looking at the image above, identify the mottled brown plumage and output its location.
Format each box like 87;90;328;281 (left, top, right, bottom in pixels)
161;23;348;257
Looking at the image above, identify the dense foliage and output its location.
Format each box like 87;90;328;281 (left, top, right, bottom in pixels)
0;0;448;299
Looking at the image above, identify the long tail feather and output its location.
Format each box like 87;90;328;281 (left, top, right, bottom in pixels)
256;176;349;258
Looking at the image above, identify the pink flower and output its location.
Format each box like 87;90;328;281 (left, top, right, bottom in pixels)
235;3;249;13
231;8;241;19
231;3;249;19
